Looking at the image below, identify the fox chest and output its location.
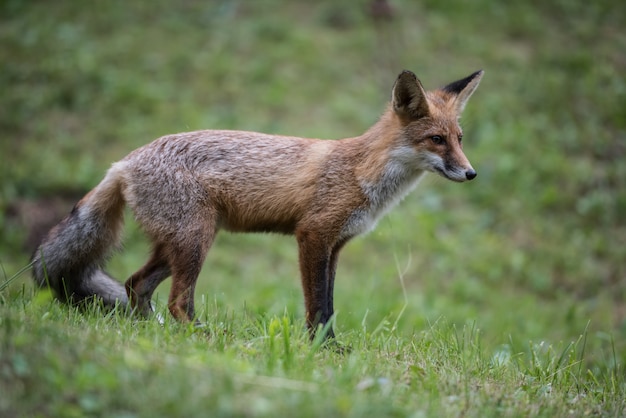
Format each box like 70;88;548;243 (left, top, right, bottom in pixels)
339;170;425;240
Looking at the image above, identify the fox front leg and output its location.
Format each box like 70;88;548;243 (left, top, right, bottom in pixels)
296;229;336;340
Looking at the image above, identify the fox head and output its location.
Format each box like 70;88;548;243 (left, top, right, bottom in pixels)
391;70;483;182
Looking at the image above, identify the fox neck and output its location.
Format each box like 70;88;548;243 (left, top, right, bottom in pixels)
355;107;426;200
338;109;427;238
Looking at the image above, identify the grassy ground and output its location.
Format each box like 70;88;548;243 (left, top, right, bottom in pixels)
1;0;625;416
2;296;623;417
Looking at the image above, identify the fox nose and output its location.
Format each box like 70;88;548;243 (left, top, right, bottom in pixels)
465;169;477;180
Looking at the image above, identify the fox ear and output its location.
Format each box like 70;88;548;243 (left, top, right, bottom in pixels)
442;70;484;113
392;70;430;119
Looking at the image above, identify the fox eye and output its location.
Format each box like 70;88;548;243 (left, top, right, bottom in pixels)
458;134;463;143
430;135;446;145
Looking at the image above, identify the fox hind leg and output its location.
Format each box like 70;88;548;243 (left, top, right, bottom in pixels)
167;224;216;323
125;243;171;317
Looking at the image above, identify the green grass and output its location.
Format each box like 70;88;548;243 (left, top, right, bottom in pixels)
2;291;623;417
1;0;625;416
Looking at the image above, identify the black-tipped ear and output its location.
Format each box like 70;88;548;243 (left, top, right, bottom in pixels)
442;70;484;113
392;70;430;120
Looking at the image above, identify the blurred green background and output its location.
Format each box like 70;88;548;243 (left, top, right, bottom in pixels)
1;0;625;359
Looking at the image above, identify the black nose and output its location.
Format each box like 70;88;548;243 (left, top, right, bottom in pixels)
465;169;477;180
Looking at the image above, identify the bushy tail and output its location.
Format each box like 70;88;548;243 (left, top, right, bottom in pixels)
31;163;129;307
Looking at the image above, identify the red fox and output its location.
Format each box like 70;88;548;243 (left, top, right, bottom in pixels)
32;70;483;339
